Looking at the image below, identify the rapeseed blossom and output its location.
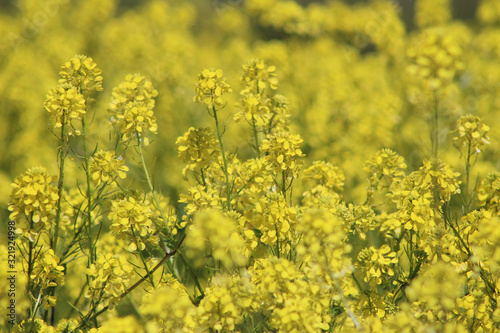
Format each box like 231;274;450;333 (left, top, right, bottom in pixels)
109;74;158;145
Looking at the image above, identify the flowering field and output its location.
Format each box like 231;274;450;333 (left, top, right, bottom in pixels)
1;0;500;332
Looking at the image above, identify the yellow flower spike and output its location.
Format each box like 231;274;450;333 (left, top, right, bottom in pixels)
44;83;86;136
58;55;103;93
8;166;59;238
109;74;158;145
194;68;232;110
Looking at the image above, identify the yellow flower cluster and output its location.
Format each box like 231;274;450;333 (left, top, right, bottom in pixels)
109;74;158;145
176;127;220;179
260;131;304;178
392;159;461;231
241;58;279;94
28;245;65;290
85;253;133;308
477;173;500;215
193;68;232;110
297;209;352;283
364;148;407;192
184;209;246;268
89;150;128;186
453;114;490;154
141;280;194;332
5;1;500;331
44;84;86;136
178;185;223;221
58;55;103;93
247;192;297;247
195;275;246;331
415;0;451;28
356;245;398;286
407;29;464;90
250;256;330;331
8;166;59;239
108;193;158;252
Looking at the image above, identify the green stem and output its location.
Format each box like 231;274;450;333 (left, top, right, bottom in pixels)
212;106;232;210
52;121;67;254
130;226;155;288
136;135;170;230
251;114;261;158
82;117;95;265
464;142;472;214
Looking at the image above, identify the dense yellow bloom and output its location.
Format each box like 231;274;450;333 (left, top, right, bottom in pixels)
392;159;460;232
141;283;195;333
58;55;103;93
184;209;247;268
44;83;86;136
356;245;398;286
109;74;158;145
407;261;465;312
407;29;464;90
453;114;490;154
271;296;329;333
240;58;278;94
8;166;59;239
415;0;451;28
303;160;345;193
195;275;249;331
178;185;224;222
86;252;134;308
260;131;304;177
364;148;407;192
176;127;220;178
108;193;158;252
193;68;232;110
14;318;55;333
89;150;128;186
297;209;352;283
247;192;297;247
24;245;64;289
477;173;500;215
234;71;290;131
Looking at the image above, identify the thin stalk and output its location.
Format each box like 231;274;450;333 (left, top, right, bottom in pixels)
82;117;95;264
251;114;261;158
130;226;155;288
212;106;232;210
464;142;472;214
52;121;67;253
136;135;169;228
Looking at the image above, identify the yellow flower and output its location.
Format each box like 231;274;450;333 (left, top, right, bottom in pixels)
415;0;451;28
260;131;304;178
8;166;59;240
85;252;134;308
109;74;158;145
184;209;247;268
407;29;464;90
176;127;220;179
58;55;103;93
356;245;398;286
193;68;232;110
28;245;65;290
452;114;490;154
240;58;279;94
89;150;129;186
364;149;407;192
44;83;86;136
108;193;158;252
